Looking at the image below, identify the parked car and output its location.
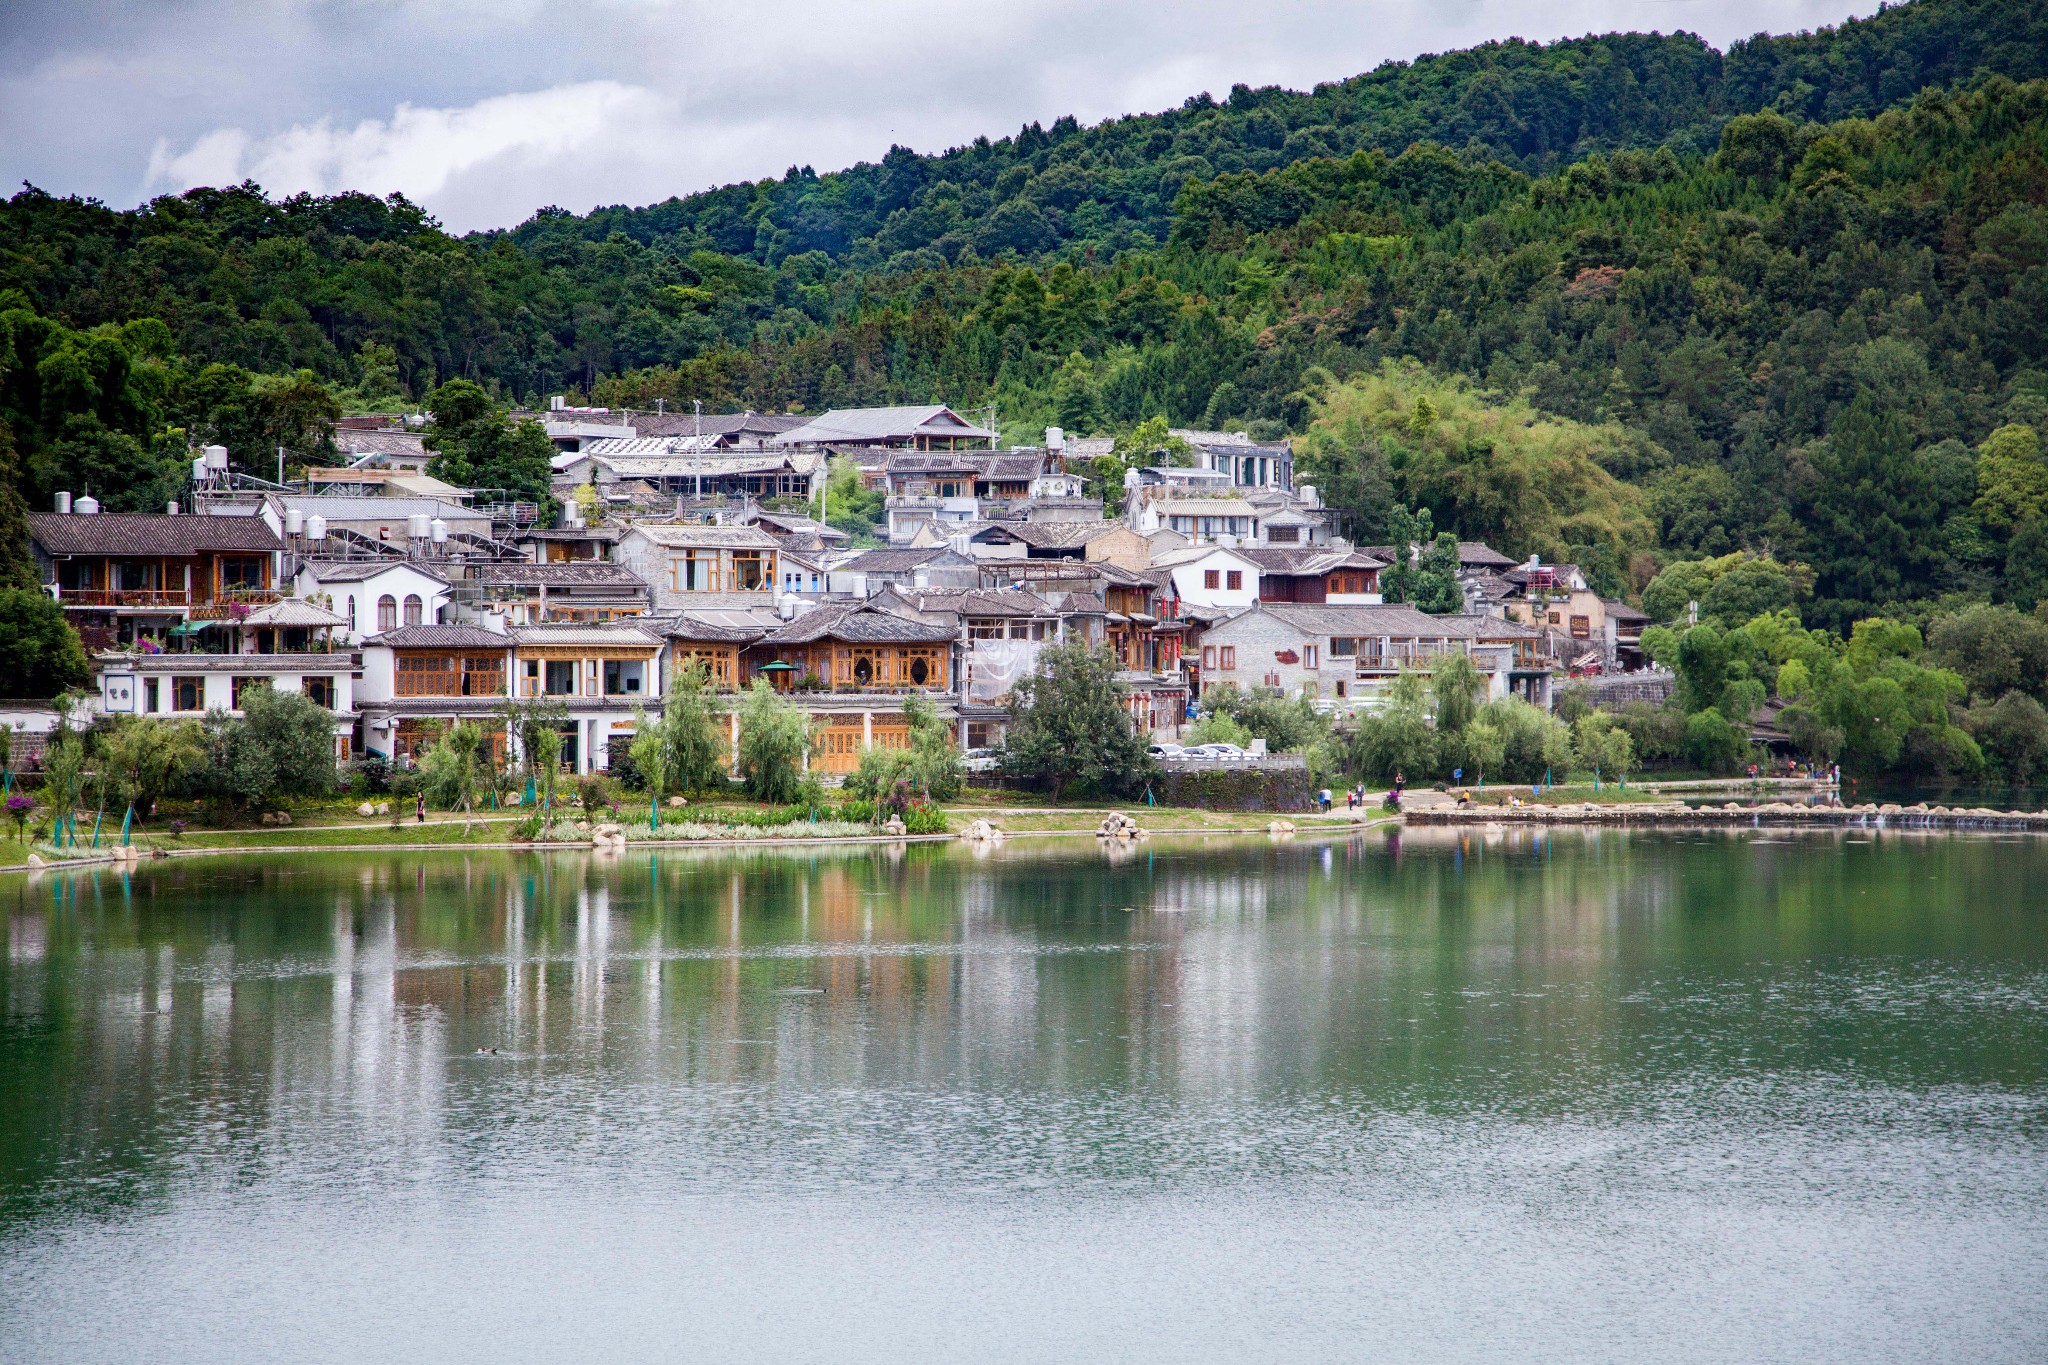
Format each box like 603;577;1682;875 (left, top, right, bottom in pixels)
962;747;1001;774
1183;743;1249;761
1148;743;1185;760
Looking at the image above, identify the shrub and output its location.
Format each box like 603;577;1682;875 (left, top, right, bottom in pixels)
902;801;948;835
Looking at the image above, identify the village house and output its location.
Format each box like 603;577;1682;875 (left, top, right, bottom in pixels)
1149;542;1263;616
30;507;286;649
1195;602;1554;707
1240;546;1386;605
291;558;451;644
456;561;651;626
826;545;977;596
356;623;514;766
613;523;782;611
772;404;998;451
95;598;360;759
1172;429;1295;490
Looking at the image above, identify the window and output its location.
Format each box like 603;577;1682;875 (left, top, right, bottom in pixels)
1202;645;1217;669
219;557;265;591
1330;637;1357;657
303;676;335;709
144;678;160;714
1226;570;1243;591
403;594;424;627
1203;570;1219;590
1335;680;1347;698
909;657;929;686
231;676;265;709
544;660;578;696
377;595;398;632
1219;646;1236;670
1547;611;1562;625
1267;526;1299;544
1304;644;1319;669
172;677;203;712
602;660;645;696
345;595;356;628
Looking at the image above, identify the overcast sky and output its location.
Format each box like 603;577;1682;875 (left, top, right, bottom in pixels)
1;0;1878;234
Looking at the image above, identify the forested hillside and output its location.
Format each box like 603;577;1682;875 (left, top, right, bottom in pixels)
4;0;2048;628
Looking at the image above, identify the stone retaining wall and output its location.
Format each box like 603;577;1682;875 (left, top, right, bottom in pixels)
1407;800;2048;831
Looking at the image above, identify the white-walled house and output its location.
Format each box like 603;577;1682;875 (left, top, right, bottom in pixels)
94;601;361;759
1193;602;1555;707
1149;543;1262;616
294;559;452;643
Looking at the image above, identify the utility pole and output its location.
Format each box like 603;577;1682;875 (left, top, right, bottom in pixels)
277;444;285;486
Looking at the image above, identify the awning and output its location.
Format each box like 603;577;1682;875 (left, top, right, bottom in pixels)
756;660;798;672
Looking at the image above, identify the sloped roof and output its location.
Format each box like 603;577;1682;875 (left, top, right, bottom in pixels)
241;598;350;628
331;429;427;458
774;405;997;446
1247;602;1480;638
629;410;806;439
750;511;848;541
840;546;972;572
623;524;780;550
654;612;773;644
1603;599;1650;622
30;512;284;556
368;624;510;649
469;562;648;587
877;586;1055;618
512;623;662;647
759;601;958;646
1153;498;1258;518
301;558;447;584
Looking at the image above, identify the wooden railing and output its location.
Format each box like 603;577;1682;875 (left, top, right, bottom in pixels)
60;588;191;607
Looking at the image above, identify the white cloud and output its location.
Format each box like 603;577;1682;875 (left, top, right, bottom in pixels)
144;80;675;205
5;0;1884;231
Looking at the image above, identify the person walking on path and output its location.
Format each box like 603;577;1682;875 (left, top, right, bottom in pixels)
415;791;426;824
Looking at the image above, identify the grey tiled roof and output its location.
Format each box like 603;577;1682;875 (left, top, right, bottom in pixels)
469;562;648;587
30;512;284;556
367;625;511;649
759;602;957;646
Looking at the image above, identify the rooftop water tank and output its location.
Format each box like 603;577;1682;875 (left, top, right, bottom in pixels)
429;518;448;543
191;457;207;484
53;492;71;514
203;444;229;472
306;515;328;542
74;495;100;515
406;514;431;541
284;509;305;536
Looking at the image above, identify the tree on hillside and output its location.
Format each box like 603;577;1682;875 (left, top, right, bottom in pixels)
422;379;555;510
1002;641;1158;802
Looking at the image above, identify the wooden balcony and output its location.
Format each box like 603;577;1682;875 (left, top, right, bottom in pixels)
60;588;192;608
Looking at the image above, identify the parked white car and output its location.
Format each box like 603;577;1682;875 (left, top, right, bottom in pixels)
963;747;1001;774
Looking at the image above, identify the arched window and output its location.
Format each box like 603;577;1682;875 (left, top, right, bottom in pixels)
377;595;398;633
853;658;873;686
345;596;356;630
909;658;929;686
403;594;423;627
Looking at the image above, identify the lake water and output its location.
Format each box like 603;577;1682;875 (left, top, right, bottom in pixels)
3;829;2045;1363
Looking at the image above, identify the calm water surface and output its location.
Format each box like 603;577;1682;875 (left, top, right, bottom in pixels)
2;828;2045;1363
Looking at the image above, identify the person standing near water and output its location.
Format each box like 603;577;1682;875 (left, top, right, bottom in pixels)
415;791;426;823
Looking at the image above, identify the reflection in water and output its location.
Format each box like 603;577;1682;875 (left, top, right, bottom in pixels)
3;830;2047;1362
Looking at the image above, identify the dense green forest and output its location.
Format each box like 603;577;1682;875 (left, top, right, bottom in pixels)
4;0;2048;647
